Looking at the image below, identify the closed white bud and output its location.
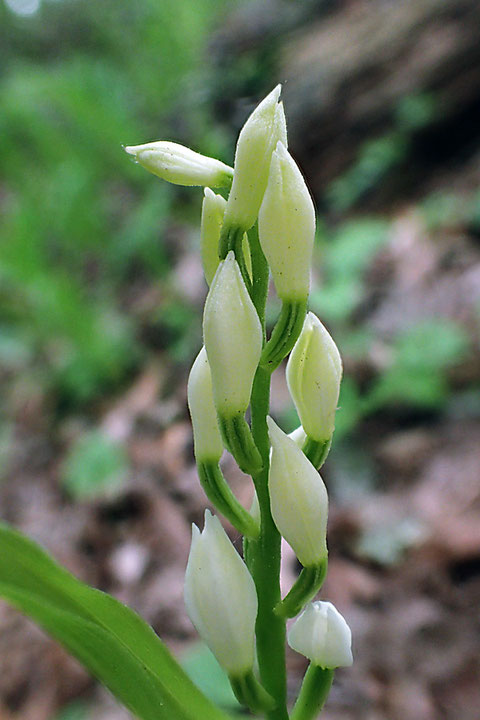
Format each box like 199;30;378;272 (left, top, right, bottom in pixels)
124;141;233;187
287;313;342;442
187;347;224;462
258;142;315;301
288;425;307;447
201;189;251;286
184;510;257;675
267;417;328;567
203;251;262;415
201;188;226;286
224;86;287;232
288;601;353;669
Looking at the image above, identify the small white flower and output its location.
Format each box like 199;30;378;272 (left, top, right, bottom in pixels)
184;511;258;675
258;142;315;302
223;86;287;232
286;313;342;442
203;252;262;416
267;417;328;567
187;347;224;463
288;601;353;668
124;141;233;187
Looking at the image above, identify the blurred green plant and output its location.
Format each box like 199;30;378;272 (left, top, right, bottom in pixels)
62;430;128;499
311;217;470;438
0;0;234;407
52;701;89;720
326;93;438;212
364;319;470;412
311;217;389;324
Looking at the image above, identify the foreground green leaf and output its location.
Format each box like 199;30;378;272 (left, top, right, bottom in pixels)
0;524;230;720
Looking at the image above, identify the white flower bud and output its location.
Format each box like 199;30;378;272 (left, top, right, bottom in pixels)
223;86;287;232
200;189;252;287
187;347;223;462
286;313;342;442
184;510;258;675
203;251;262;416
267;417;328;567
288;601;353;669
258;142;315;302
124;141;233;187
200;188;226;286
288;425;307;447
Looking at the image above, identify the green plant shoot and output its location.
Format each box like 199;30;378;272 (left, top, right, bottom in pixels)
0;86;352;720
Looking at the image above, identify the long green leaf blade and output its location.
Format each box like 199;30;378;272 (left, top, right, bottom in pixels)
0;524;230;720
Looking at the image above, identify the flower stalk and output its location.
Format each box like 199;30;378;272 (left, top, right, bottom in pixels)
126;85;352;720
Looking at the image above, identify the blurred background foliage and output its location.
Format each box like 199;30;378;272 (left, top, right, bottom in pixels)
1;0;480;718
0;0;236;411
1;0;476;434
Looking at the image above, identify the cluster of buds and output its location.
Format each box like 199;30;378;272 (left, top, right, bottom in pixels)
126;86;352;717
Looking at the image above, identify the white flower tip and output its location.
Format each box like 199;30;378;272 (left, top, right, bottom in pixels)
288;601;353;669
203;507;215;529
266;415;283;443
274;140;288;157
255;85;282;114
305;311;316;328
266;415;275;432
204;186;215;199
271;83;282;102
190;522;201;545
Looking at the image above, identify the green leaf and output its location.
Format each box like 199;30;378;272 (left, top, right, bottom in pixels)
182;643;240;710
0;524;230;720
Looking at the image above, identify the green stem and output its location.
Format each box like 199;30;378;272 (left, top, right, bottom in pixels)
248;366;288;720
229;670;275;714
217;413;262;475
233;229;253;295
197;461;259;539
302;437;332;470
248;223;269;337
261;299;307;371
218;223;252;293
219;222;243;260
275;559;328;619
290;666;334;720
245;229;288;718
